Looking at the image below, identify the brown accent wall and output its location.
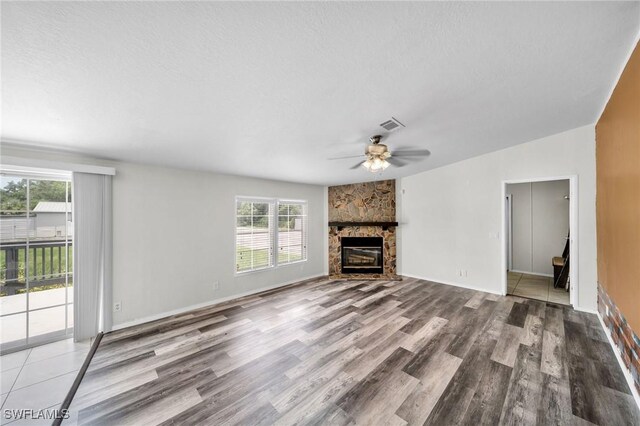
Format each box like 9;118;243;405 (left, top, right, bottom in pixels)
596;40;640;332
596;40;640;393
328;180;397;279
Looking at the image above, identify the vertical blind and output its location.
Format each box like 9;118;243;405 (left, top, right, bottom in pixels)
73;172;113;341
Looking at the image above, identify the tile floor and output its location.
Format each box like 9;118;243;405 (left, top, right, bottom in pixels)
0;338;91;425
507;271;570;305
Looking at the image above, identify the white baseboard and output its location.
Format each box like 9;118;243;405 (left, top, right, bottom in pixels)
596;312;640;410
509;269;554;278
111;274;326;331
401;274;503;296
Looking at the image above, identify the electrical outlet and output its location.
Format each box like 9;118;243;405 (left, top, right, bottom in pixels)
463;270;468;277
113;301;122;312
213;281;220;291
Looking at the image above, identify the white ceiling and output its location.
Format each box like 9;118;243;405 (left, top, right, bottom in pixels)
2;2;639;185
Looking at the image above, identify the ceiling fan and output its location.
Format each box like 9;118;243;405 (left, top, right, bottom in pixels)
329;135;430;173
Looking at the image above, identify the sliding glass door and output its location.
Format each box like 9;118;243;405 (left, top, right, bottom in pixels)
0;174;73;353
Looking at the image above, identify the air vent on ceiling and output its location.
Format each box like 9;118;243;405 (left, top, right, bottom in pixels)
379;117;405;132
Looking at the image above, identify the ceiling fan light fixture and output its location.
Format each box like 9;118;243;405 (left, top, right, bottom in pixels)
362;155;389;173
336;133;426;173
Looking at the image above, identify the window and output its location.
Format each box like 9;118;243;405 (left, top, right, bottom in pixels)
235;197;308;273
236;199;275;273
278;201;307;265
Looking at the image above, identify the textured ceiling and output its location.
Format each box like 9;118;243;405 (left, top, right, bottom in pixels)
2;2;639;185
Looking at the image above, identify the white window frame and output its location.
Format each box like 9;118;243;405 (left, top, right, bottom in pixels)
235;196;308;275
235;197;276;274
276;199;308;267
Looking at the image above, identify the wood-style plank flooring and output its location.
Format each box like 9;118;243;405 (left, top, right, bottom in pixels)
68;277;640;425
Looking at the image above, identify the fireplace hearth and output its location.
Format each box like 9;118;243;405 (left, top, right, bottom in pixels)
341;237;383;274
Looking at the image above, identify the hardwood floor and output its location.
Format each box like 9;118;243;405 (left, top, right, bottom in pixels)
68;277;639;425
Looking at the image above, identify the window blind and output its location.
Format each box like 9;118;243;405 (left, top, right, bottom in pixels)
277;201;308;265
235;199;275;272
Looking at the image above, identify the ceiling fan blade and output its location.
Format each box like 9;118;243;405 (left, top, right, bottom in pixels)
392;149;431;157
387;157;407;167
349;161;364;170
328;154;364;160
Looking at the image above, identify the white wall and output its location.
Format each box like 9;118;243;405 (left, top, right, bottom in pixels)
532;180;570;275
397;125;597;311
508;183;532;273
111;163;326;326
1;146;327;327
507;180;570;276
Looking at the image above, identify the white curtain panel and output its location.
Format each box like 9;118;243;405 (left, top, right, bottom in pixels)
73;172;113;341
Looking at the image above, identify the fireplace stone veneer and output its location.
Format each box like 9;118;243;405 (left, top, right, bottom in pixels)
328;179;398;280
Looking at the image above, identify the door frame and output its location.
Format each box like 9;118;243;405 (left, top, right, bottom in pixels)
505;193;513;271
501;175;578;307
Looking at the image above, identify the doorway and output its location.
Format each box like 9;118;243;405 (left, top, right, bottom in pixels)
502;177;575;305
0;172;74;353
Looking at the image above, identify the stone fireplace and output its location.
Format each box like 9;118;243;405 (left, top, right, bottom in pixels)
328;179;399;280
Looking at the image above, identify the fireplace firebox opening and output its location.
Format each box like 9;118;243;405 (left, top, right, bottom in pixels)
341;237;383;274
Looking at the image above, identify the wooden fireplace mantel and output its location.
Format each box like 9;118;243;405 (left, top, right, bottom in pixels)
328;221;399;231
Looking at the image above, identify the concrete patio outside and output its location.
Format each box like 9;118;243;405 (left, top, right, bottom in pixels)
0;287;73;345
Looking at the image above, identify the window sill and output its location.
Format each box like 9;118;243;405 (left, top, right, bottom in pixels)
235;265;275;276
235;259;307;276
276;259;308;268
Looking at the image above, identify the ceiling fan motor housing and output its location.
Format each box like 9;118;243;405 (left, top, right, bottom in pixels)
367;143;391;158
